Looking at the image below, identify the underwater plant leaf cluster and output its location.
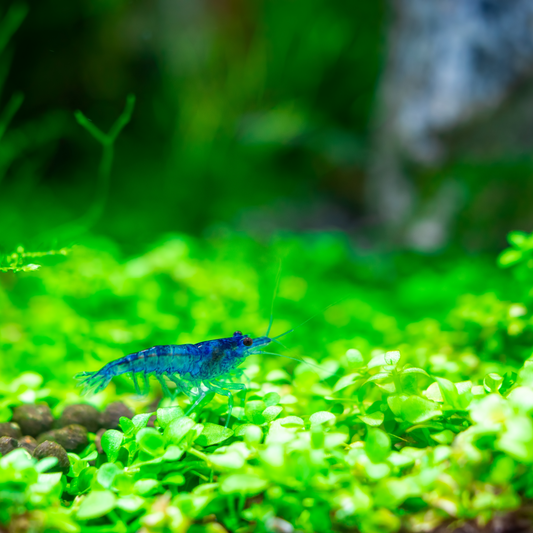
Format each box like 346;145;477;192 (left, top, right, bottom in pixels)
1;232;533;531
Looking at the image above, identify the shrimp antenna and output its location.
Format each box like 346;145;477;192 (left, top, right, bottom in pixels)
271;338;287;350
266;259;283;338
272;296;347;341
252;350;342;380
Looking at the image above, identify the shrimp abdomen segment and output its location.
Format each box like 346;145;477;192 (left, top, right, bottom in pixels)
76;344;198;395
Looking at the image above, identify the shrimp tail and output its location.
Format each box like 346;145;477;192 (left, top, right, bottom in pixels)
74;369;113;395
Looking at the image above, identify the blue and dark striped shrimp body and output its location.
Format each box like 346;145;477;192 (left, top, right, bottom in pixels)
192;334;271;380
75;332;273;425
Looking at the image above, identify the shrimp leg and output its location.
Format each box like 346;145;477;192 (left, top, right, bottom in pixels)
236;372;251;419
208;381;246;428
165;374;208;416
166;374;188;397
142;372;150;395
185;391;208;416
131;371;142;396
156;374;175;400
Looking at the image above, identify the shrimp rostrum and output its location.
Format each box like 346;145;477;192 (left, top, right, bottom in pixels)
75;329;288;427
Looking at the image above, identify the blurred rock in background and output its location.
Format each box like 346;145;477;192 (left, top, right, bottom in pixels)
371;0;533;249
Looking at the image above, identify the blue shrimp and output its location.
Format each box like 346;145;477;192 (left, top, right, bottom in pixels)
75;329;288;427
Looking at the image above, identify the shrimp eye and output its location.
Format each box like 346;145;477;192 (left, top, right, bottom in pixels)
243;337;253;347
233;331;242;336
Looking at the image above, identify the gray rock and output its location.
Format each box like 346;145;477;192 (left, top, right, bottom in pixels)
0;422;22;440
12;404;54;437
59;404;101;433
33;441;70;474
100;402;134;430
0;436;19;456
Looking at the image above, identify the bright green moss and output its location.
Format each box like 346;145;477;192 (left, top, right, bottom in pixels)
0;232;533;531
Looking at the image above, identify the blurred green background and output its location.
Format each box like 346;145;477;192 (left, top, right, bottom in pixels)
1;0;386;251
4;0;533;253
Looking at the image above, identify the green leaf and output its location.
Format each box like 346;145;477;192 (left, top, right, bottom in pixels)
508;386;533;412
333;373;361;392
243;425;263;444
265;369;291;382
431;430;454;444
365;428;391;463
0;405;12;422
470;394;511;426
68;454;84;477
388;395;442;424
157;406;185;429
196;423;234;446
163;445;184;461
456;381;474;409
132;413;154;431
325;433;349;448
75;466;97;494
368;351;400;369
209;449;246;470
220;473;268;495
119;417;135;435
401;367;430;378
497;415;533;462
161;472;186;485
424;382;443;402
35;457;58;473
262;405;283;423
100;430;124;463
234;423;258;437
484;373;504;393
77;490;117;520
364;461;390;480
309;411;336;426
498;249;523;267
134;478;160;496
436;377;460;408
366;372;392;383
384;351;401;366
263;392;281;407
13;372;42;389
358;411;385;427
116;495;145;513
368;352;392;369
234;424;263;444
81;450;98;462
346;349;364;366
245;400;267;425
97;462;121;489
508;231;529;249
164;416;198;446
278;416;304;428
500;372;518;395
136;427;165;455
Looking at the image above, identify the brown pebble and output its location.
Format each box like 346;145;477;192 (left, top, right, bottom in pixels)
33;441;70;474
95;428;106;454
100;402;134;429
0;436;19;456
59;404;100;433
37;424;88;453
12;404;54;437
0;422;22;440
18;435;37;454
